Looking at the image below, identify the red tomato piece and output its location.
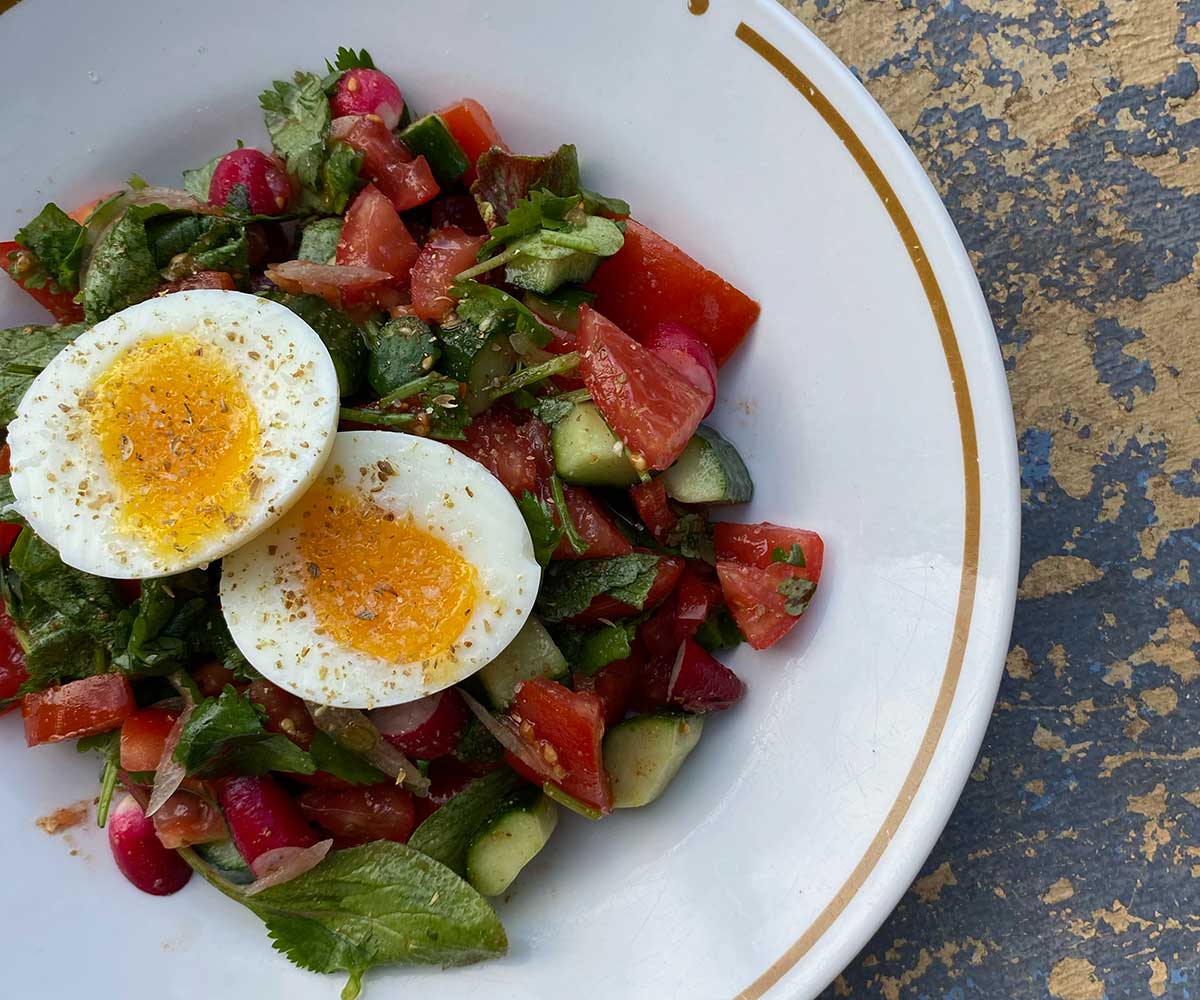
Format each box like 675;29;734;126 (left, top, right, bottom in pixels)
0;602;28;711
22;674;135;746
410;226;486;322
667;638;745;712
573;650;643;728
714;522;825;579
331;115;440;211
119;707;180;771
569;554;684;626
452;408;552;498
265;259;393;310
160;270;238;294
0;522;21;563
413;757;490;824
336;183;420;286
108;795;193;895
297;784;416;845
436;99;507;181
553;486;633;560
216;775;317;866
584;219;761;365
430;195;487;236
330;68;404;129
209;148;292;214
152;788;228;849
0;241;85;323
191;659;237;698
578;306;708;471
716;560;816;651
630;655;673;714
369;688;468;760
506;678;611;813
629;478;677;543
673;566;719;642
246;679;315;751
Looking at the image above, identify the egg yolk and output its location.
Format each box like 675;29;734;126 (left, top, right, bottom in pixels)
88;335;260;556
297;485;478;664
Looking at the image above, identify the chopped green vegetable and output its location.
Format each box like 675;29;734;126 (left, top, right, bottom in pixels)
693;607;744;652
522;287;594;332
553;619;638;675
82;204;172;323
452;716;505;768
318;140;363;214
296;218;343;263
517;491;563;567
308;730;387;786
15;203;86;292
477;189;579;258
581;188;631;217
408;769;525;875
535;553;661;622
549;474;587;554
400;114;470;183
450;280;551;350
111;572;213;676
364;315;440;395
182;154;222;201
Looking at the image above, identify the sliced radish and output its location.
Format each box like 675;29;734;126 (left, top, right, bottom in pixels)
331;69;404;130
108;794;192;896
215;775;317;867
644;321;718;416
667;639;745;712
369;689;467;760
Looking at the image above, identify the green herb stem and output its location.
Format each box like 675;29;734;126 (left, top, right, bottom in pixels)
550;474;588;555
454;246;520;282
489;352;580;401
339;407;420;429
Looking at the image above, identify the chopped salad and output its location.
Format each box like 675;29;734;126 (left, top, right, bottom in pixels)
0;47;824;998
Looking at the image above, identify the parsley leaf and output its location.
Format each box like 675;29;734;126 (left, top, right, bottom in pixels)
363;315;440;395
549;475;587;554
182;154;222;201
318;140;363;214
517;491;563;567
535;553;661;622
771;544;807;568
325;46;376;73
472;144;581;228
260;71;331;192
15;204;87;293
10;530;120;649
0;322;85;427
173;686;316;778
778;577;817;617
408;770;526;876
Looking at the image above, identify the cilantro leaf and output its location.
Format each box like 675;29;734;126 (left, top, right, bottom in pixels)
535;553;661;622
778;577;817;617
0;322;85;426
517;491;563;567
363;315;440;395
771;543;807;568
325;46;376;73
260;71;331;192
182;154;222;201
147;213;247;276
296;217;343;264
15;204;86;293
173;686;316;778
472;144;581;228
449;279;552;349
478;189;579;257
317;140;363;214
408;769;525;875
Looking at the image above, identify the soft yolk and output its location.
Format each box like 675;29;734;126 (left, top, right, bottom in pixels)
89;335;260;556
297;485;478;664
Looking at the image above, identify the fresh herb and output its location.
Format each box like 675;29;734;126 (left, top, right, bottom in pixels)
517;492;563;567
549;474;587;554
296;217;343;263
554;619;638;675
182;840;506;999
530;394;578;426
0;322;85;426
771;543;807;568
449;280;551;349
339;377;468;440
111;572;213;676
264;292;366;396
694;608;744;652
173;686;316;778
318;140;363;215
146;213;247;276
477;189;580;258
308;730;387;786
408;769;525;875
325;46;376;74
581;188;631;217
182;154;222;201
778;577;817;617
522;287;595;332
451;716;504;768
472;144;581;228
14;203;87;293
77;730;121;827
486;352;580;402
535;553;661;622
363;315;441;395
260;71;330;192
126;173;149;191
665;513;715;564
10;530;120;648
82;203;173;323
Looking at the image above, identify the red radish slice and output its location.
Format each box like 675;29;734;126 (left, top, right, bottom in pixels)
667;639;746;712
644;321;718;416
331;68;404;129
245;839;333;895
369;689;467;760
216;775;318;866
108;794;193;896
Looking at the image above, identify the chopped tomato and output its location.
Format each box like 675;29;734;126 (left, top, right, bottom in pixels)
336;183;420;286
160;270;238;294
714;522;824;579
216;775;317;865
0;602;28;711
430;195;487;236
673;565;721;642
330;115;440;211
246;679;315;750
553;486;632;560
584;219;760;365
716;560;816;651
629;478;677;543
297;784;416;845
119;707;180;771
410;226;487;322
436;99;507;181
22;674;136;746
569;554;684;625
506;678;611;813
265;259;393;310
0;443;9;476
667;638;745;711
0;241;84;323
578;306;708;470
452;408;552;498
638;597;680;659
191;659;236;698
573;650;643;728
152;788;228;849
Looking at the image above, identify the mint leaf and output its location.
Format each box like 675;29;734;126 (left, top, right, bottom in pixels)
778;577;816;617
535;553;661;622
0;322;85;426
308;731;386;786
82;203;173;323
111;572;214;676
174;686;315;778
15;204;86;293
665;513;715;565
452;716;504;768
260;71;331;192
408;770;525;875
517;491;563;567
10;530;121;648
771;544;807;568
472;145;581;228
182;154;222;201
296;218;343;264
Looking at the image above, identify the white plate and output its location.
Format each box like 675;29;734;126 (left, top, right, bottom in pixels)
0;1;1019;997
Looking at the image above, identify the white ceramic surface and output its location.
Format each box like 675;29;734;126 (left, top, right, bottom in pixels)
0;2;1019;998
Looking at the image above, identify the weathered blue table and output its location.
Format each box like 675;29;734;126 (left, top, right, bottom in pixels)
780;1;1200;997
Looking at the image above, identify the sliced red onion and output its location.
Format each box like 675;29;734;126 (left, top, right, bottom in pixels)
306;703;430;796
145;704;194;818
458;689;556;779
369;696;439;740
244;839;333;896
127;186;213;213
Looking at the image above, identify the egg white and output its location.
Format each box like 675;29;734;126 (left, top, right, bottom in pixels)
7;290;340;578
220;431;542;709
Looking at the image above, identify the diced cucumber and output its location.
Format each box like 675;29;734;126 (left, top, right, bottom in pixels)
660;425;754;504
438;319;517;413
603;714;704;808
505;251;600;295
408;769;525;875
551;402;639;487
399;114;470;183
193;838;254;883
466;790;558;897
478;616;569;709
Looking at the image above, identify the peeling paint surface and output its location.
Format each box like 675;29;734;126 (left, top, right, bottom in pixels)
778;0;1200;996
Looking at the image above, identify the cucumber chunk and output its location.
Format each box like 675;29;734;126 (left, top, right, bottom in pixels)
551;402;639;487
478;616;568;709
660;425;753;504
603;714;704;808
438;319;517;413
505;251;600;295
399;114;470;182
466;791;558;896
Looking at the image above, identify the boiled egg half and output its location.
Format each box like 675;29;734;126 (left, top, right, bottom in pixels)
221;431;541;708
7;290;340;578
